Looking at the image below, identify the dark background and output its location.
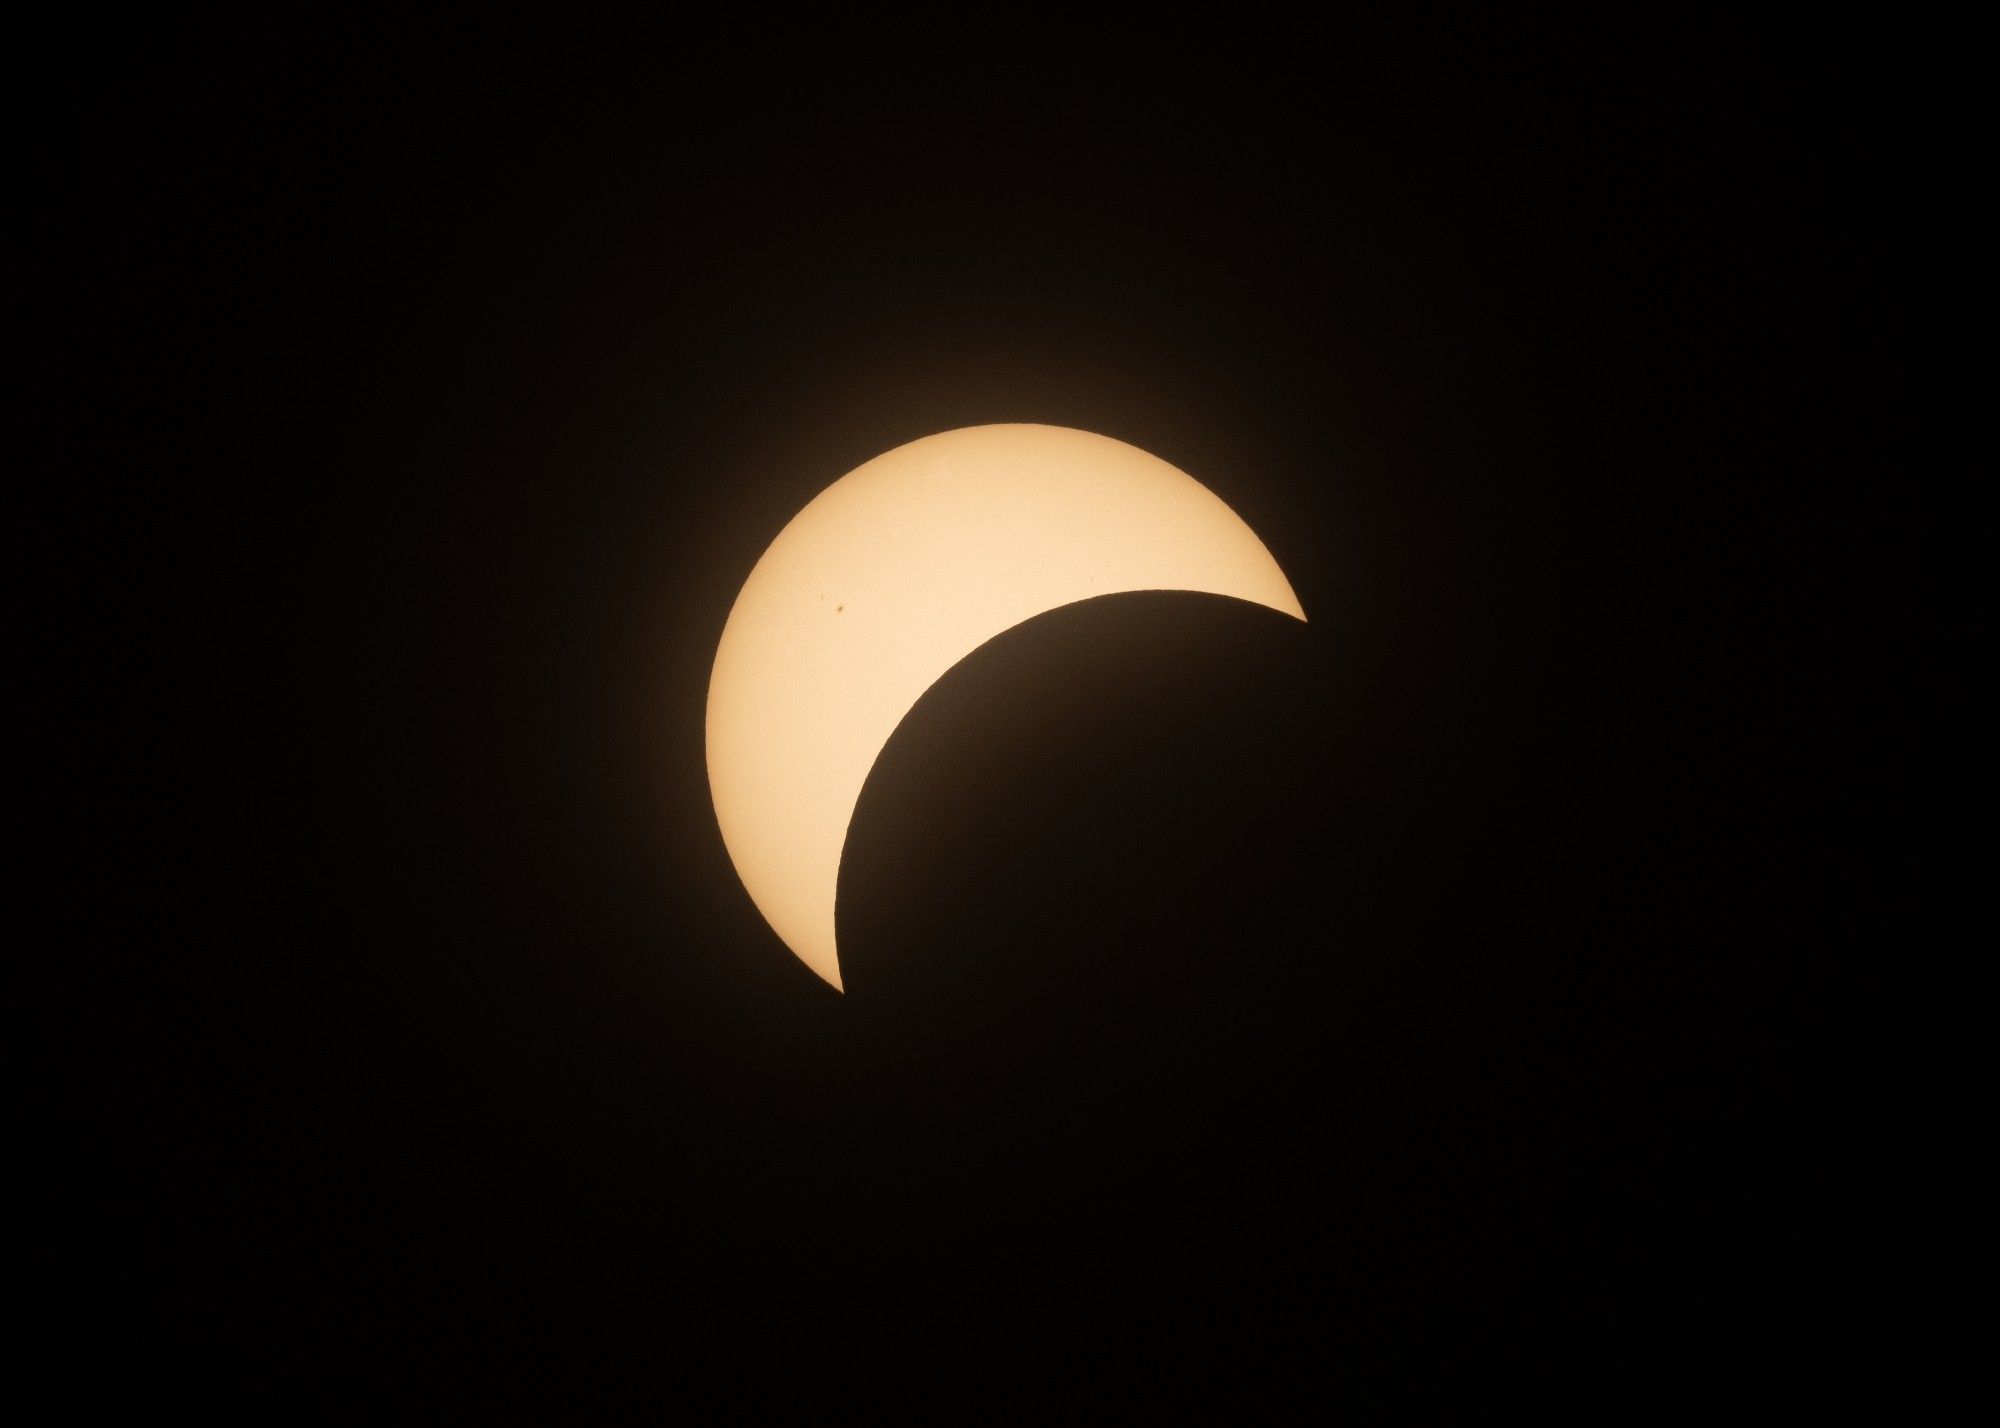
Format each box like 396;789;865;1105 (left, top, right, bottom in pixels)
71;12;1931;1391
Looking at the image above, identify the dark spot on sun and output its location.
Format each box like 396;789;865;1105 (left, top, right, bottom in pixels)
836;604;844;612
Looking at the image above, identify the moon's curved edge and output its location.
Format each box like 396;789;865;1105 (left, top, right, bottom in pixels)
819;581;1306;991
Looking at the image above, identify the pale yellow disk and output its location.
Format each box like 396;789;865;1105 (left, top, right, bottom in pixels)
705;423;1305;989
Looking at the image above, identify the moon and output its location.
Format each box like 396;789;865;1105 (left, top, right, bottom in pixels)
705;423;1306;990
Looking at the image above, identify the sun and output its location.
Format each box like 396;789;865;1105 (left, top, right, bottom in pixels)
705;424;1304;990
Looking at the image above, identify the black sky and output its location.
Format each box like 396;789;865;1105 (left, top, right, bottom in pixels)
68;13;1933;1398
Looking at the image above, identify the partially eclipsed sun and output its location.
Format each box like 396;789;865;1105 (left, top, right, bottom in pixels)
705;423;1305;990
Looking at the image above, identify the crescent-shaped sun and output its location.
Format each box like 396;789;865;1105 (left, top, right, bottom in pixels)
705;423;1306;990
